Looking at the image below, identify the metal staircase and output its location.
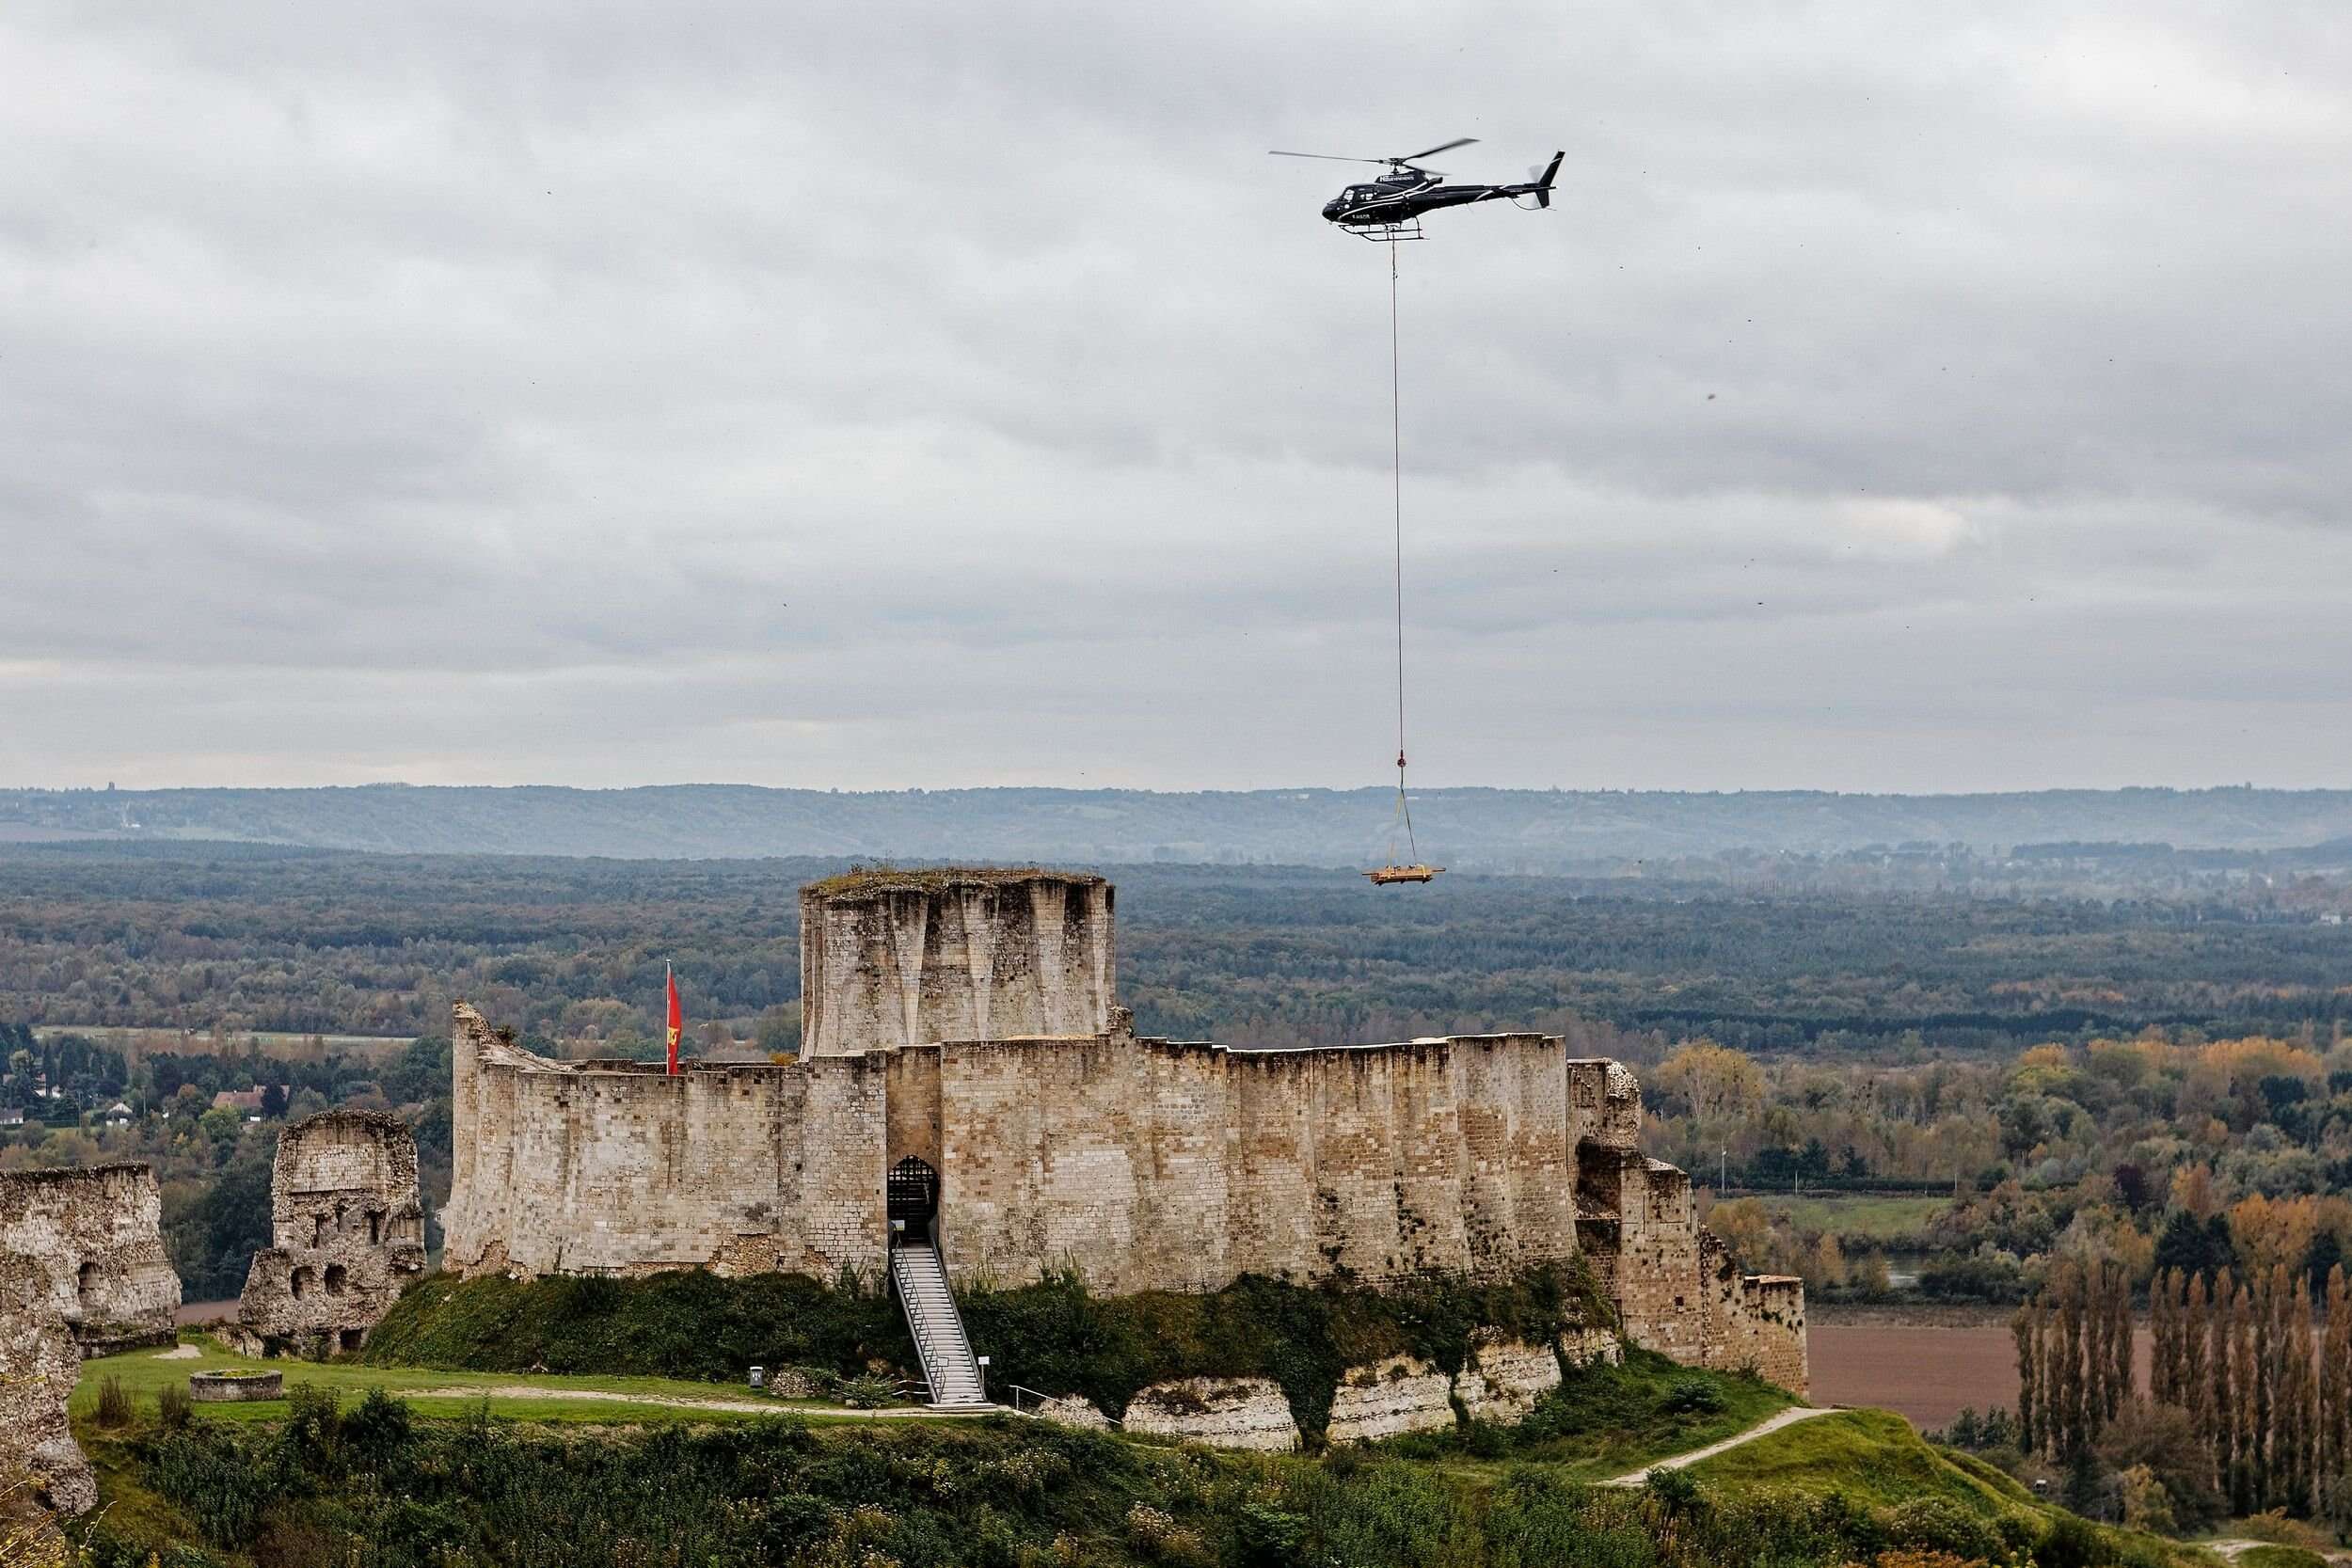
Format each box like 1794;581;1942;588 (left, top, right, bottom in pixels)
889;1241;989;1408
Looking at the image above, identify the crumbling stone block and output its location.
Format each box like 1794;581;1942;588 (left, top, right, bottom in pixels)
236;1110;425;1354
1120;1377;1299;1450
1453;1331;1561;1424
1560;1323;1624;1369
1325;1354;1455;1444
0;1164;180;1352
1033;1393;1113;1431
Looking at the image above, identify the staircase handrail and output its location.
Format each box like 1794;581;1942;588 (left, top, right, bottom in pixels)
889;1241;987;1406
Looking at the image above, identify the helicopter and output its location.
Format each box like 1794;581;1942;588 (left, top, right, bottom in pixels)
1269;137;1563;239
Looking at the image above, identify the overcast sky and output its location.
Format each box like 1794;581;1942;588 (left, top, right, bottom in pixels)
4;2;2348;793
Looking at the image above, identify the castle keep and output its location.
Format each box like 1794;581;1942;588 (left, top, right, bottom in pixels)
444;868;1804;1393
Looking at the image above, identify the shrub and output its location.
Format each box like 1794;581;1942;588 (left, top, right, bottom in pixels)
1661;1377;1726;1416
1643;1465;1703;1520
92;1374;132;1429
154;1383;192;1432
1123;1503;1208;1565
1232;1502;1308;1568
340;1386;412;1469
2035;1513;2106;1568
1878;1496;2002;1562
150;1429;278;1548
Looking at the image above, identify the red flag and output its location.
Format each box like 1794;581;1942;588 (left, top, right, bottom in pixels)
665;962;682;1076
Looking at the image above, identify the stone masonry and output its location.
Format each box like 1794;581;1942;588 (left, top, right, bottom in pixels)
236;1110;427;1354
800;869;1114;1057
442;868;1805;1393
0;1164;180;1352
0;1253;94;1520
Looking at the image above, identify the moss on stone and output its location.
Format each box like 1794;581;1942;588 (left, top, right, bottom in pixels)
802;865;1100;900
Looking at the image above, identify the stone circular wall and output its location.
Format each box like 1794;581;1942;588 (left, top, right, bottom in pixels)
188;1370;283;1402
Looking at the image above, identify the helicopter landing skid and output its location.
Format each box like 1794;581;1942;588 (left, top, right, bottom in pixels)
1348;219;1423;242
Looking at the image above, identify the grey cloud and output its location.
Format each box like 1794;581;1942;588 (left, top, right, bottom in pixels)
4;1;2349;792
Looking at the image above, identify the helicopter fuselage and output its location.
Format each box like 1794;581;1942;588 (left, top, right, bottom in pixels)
1322;179;1525;227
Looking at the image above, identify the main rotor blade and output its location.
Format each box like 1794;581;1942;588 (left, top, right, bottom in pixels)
1401;136;1477;161
1269;150;1389;164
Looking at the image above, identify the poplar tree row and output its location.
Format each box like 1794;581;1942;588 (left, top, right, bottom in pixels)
2145;1262;2352;1520
2012;1259;2136;1461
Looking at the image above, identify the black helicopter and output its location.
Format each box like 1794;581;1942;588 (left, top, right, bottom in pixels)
1270;137;1563;239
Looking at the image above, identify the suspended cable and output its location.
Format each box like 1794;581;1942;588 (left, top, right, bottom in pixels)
1387;241;1420;867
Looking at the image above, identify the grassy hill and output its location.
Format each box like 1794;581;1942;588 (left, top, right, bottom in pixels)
67;1357;2214;1568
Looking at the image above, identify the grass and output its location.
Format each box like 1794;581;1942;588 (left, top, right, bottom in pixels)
2233;1548;2332;1568
1690;1410;2213;1567
68;1346;2213;1568
362;1266;914;1384
1378;1349;1796;1481
1691;1409;2030;1517
368;1260;1615;1443
1755;1193;1951;1244
74;1333;923;1427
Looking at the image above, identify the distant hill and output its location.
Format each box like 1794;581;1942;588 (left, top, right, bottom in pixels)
8;783;2352;869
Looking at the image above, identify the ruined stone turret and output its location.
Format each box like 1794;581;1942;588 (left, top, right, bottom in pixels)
235;1110;425;1354
0;1164;180;1352
799;868;1114;1056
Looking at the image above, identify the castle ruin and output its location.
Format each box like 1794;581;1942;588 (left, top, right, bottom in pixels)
0;1164;181;1519
443;868;1804;1393
0;1164;181;1352
234;1110;427;1354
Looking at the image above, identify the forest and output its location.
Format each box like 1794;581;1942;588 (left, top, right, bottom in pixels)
4;842;2351;1054
5;842;2351;1306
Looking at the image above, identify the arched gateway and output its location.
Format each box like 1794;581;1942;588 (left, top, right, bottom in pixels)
886;1157;939;1231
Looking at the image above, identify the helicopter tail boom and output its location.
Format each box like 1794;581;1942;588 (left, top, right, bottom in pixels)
1530;150;1563;208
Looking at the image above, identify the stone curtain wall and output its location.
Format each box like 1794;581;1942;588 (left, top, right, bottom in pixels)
1699;1233;1809;1394
935;1029;1575;1293
236;1111;426;1352
0;1164;179;1351
445;994;1805;1396
934;1032;1231;1291
443;1003;888;1280
1576;1091;1809;1396
800;873;1114;1057
437;863;1804;1391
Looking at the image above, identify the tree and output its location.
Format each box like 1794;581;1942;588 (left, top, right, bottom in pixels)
2279;1267;2318;1514
260;1081;288;1119
2155;1208;2233;1283
2322;1265;2350;1531
2182;1270;2212;1467
2014;1302;2042;1456
1653;1040;1764;1128
2099;1399;2222;1529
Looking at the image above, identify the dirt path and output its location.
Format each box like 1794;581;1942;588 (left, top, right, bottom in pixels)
1598;1406;1840;1487
2202;1542;2352;1565
392;1385;998;1419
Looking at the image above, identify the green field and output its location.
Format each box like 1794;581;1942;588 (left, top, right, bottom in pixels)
1752;1193;1952;1243
74;1335;937;1427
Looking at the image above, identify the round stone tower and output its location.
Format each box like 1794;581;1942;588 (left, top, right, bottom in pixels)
799;868;1114;1056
